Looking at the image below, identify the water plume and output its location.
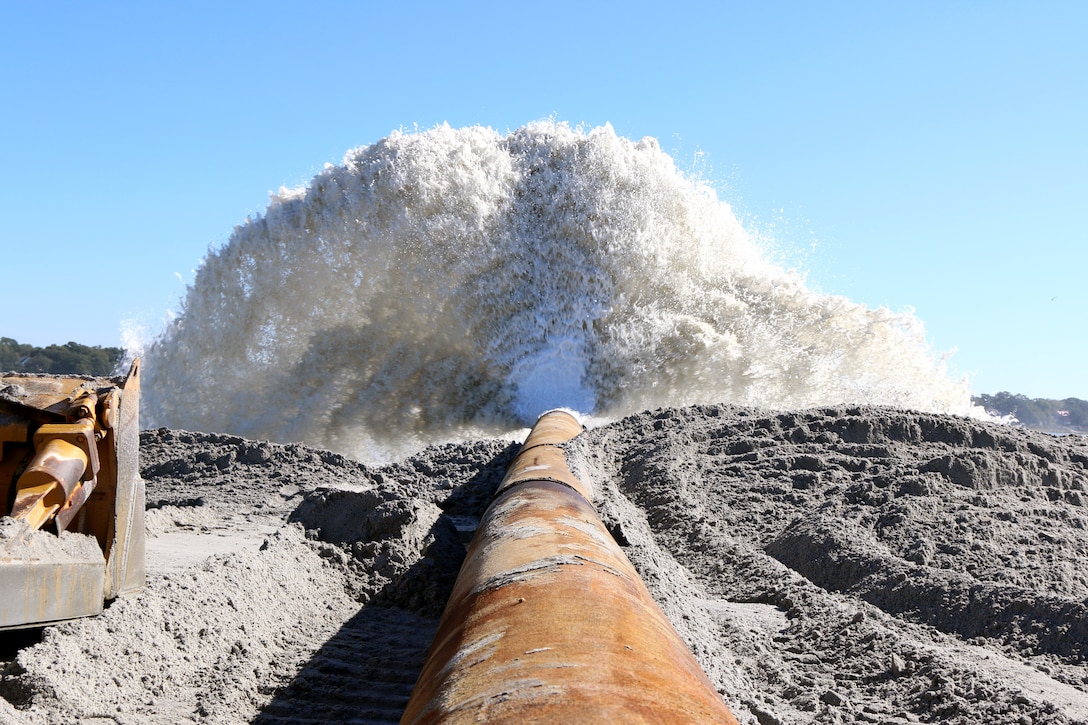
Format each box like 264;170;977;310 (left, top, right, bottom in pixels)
143;122;976;461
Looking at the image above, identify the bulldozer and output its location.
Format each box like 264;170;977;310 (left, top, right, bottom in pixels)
0;360;144;630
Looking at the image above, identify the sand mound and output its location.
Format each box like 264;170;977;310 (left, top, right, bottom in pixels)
2;406;1087;724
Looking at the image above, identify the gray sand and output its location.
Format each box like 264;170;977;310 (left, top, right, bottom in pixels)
2;405;1088;724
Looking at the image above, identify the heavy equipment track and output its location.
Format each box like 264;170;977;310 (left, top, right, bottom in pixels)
255;607;437;725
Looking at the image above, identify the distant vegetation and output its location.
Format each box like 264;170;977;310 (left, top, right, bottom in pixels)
974;392;1088;434
0;337;124;377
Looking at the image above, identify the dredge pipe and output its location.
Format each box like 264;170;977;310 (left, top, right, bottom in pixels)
401;410;739;724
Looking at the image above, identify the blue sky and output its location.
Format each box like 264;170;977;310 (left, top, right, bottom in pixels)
2;1;1084;399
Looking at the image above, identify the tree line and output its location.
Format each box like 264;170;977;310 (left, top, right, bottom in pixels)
973;391;1088;432
0;337;125;377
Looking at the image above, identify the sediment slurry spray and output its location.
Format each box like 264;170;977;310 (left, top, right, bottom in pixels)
143;122;977;461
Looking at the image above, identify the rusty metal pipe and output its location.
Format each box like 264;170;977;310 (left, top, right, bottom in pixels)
401;410;739;724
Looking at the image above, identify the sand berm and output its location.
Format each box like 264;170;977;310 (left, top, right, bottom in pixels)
2;404;1088;724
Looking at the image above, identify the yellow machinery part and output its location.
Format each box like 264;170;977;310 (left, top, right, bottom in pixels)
10;437;89;529
10;417;100;531
0;360;145;629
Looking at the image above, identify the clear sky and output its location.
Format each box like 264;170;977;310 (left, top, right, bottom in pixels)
2;1;1084;399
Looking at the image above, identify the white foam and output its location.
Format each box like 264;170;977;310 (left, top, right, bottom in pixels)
142;122;980;462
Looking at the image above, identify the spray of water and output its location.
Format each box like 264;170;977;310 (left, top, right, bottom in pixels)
142;122;977;461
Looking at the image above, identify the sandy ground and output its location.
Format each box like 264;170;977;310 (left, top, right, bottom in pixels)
2;405;1088;724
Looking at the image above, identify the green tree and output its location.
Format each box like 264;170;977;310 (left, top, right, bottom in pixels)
974;391;1088;431
0;337;124;376
0;337;34;371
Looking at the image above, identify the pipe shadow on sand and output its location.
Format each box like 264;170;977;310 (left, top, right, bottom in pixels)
252;443;518;725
